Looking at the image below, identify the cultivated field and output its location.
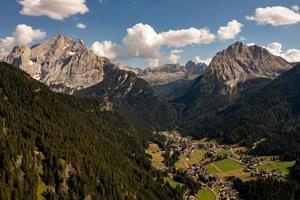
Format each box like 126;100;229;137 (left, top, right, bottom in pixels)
207;159;245;173
196;188;216;200
164;177;184;189
190;150;206;164
175;154;190;170
145;143;166;170
257;160;295;175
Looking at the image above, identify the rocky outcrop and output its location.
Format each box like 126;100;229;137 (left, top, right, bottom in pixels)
4;35;110;93
203;42;292;94
173;42;293;120
4;35;177;129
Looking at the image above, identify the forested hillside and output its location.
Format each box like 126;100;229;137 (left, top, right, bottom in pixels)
0;62;182;200
180;64;300;159
76;66;178;130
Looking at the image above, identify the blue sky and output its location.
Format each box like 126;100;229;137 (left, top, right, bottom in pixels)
1;0;300;68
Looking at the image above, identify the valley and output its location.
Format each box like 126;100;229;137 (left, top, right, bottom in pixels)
1;1;300;199
146;131;295;200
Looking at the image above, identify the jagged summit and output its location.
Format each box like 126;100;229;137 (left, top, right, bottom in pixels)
4;35;110;93
203;42;292;93
4;34;178;129
137;61;207;85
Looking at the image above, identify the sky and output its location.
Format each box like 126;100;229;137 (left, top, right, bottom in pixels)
0;0;300;68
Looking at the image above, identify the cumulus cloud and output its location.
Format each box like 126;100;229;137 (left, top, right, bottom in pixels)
246;6;300;26
91;21;243;67
121;23;161;59
158;27;216;47
195;56;212;65
266;42;300;62
0;24;46;58
91;23;216;66
217;20;244;40
90;41;118;60
292;5;299;12
146;58;160;68
18;0;89;20
76;23;87;29
246;43;256;46
168;49;183;64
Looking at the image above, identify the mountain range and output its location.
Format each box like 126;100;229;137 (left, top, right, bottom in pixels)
0;62;181;199
136;61;206;85
4;35;177;129
172;42;292;119
2;34;300;199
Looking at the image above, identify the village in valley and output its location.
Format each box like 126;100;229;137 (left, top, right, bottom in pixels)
145;131;295;200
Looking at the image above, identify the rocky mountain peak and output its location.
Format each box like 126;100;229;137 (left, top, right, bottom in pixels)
203;42;292;94
137;62;206;85
185;60;197;69
4;35;110;93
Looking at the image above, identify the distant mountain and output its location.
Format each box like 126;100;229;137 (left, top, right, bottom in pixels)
76;66;178;129
137;61;207;85
153;78;195;100
0;62;181;200
181;63;300;158
173;42;292;119
116;64;143;74
4;35;177;129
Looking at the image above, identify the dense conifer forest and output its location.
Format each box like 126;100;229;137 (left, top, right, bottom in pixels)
180;64;300;160
0;62;182;200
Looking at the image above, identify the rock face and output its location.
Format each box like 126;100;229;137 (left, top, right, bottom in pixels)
137;61;206;85
203;42;292;94
4;35;177;129
173;42;293;120
4;35;110;93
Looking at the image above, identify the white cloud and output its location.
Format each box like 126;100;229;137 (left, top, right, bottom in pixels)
168;49;183;64
76;23;87;29
122;23;161;59
292;5;299;12
246;43;256;46
19;0;89;20
158;27;216;47
195;56;212;65
284;49;300;62
266;42;300;62
146;58;160;68
217;20;244;40
90;41;118;60
0;24;46;58
91;21;243;66
246;6;300;26
91;23;216;66
266;42;282;55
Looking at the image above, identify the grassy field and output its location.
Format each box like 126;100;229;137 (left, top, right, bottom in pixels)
164;177;184;189
145;143;166;170
257;161;295;175
196;188;216;200
190;150;206;164
207;159;245;174
175;154;190;170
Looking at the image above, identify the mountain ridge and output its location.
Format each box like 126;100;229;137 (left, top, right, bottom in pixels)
4;35;178;129
172;42;292;120
0;62;181;199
